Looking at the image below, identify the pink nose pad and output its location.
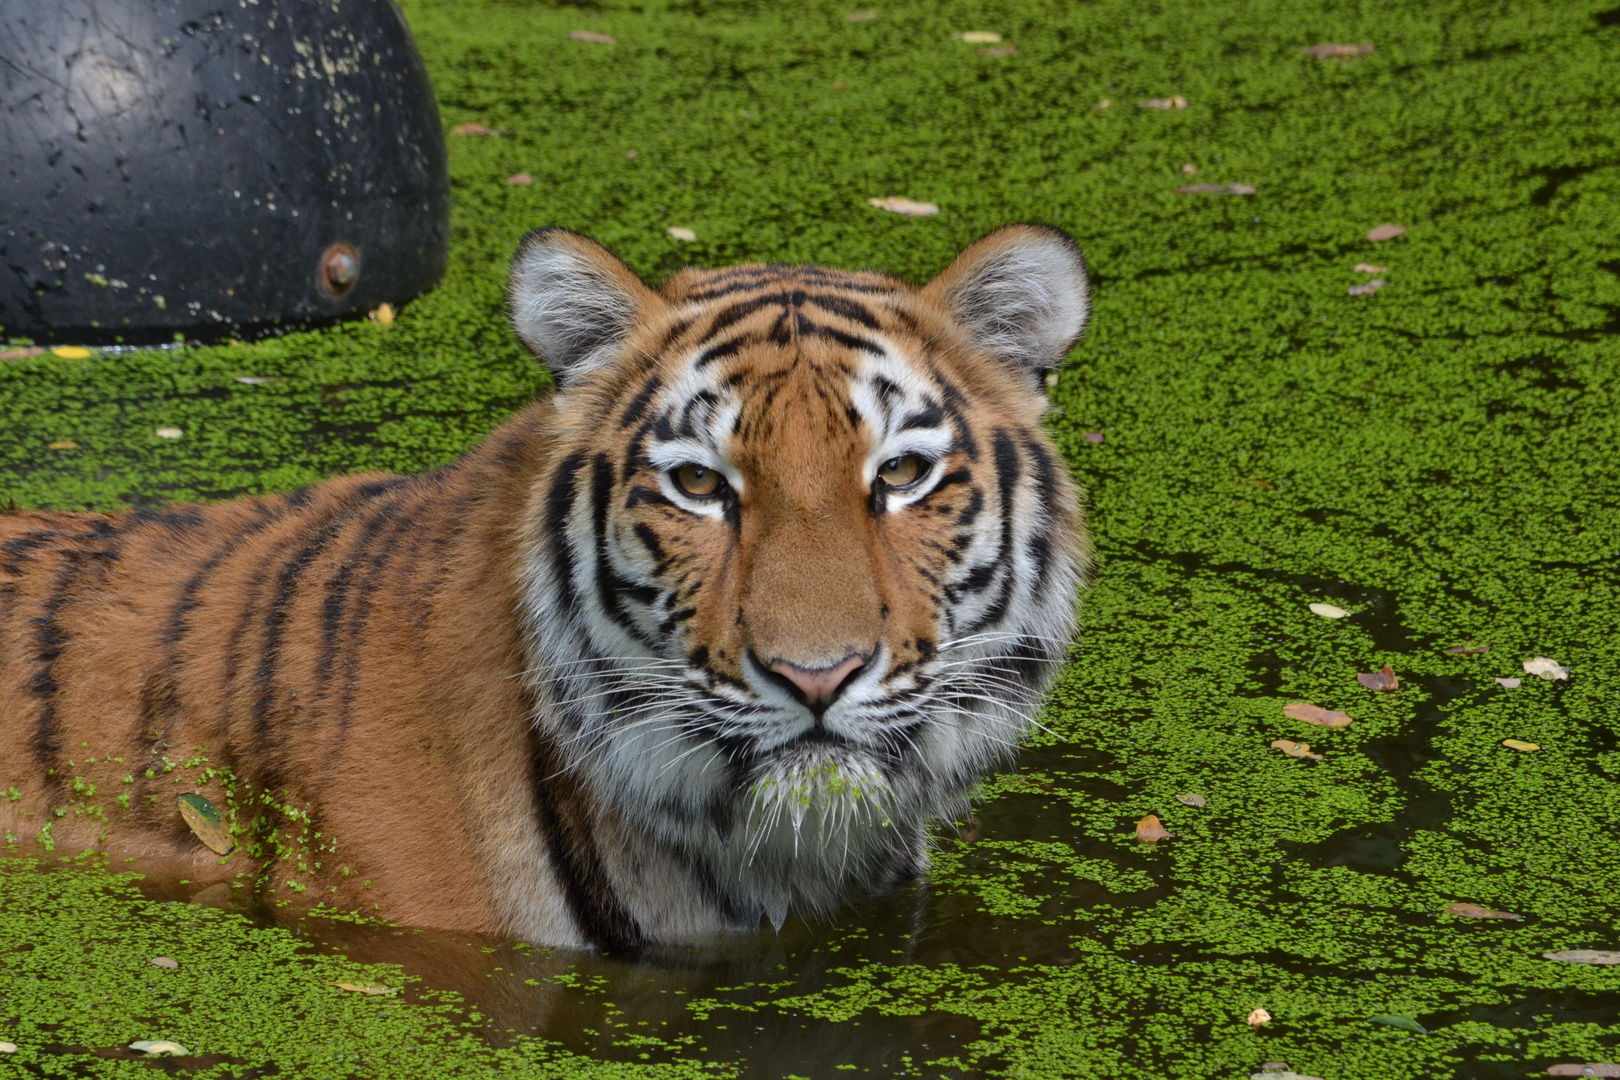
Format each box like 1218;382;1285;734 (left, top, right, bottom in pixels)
768;654;867;706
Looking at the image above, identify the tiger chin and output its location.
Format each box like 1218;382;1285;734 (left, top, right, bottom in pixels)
0;225;1092;948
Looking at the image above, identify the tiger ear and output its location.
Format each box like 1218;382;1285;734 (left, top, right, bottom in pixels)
508;228;666;386
922;224;1090;383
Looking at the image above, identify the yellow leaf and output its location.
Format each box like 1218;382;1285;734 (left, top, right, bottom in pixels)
867;196;940;217
177;793;234;855
1135;814;1173;843
47;440;78;451
51;346;91;360
371;303;395;325
953;31;1001;43
332;981;398;995
1502;739;1539;752
1247;1007;1272;1027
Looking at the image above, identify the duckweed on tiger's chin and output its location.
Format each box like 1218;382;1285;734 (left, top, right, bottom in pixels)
3;0;1618;1076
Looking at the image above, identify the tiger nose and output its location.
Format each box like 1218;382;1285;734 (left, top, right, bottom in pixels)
768;654;867;707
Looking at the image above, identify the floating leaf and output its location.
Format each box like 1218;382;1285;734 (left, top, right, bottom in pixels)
568;30;617;44
1139;95;1188;109
0;1041;16;1053
1176;792;1207;808
1082;431;1106;444
979;44;1017;56
51;346;92;360
1284;702;1352;728
1;346;44;360
450;122;504;136
1354;262;1388;273
1447;644;1490;654
1544;950;1620;965
1135;815;1173;843
1094;98;1113;111
332;981;399;995
1369;1014;1427;1034
150;956;180;968
234;376;277;385
667;226;697;242
867;196;940;217
1301;43;1374;58
1247;1007;1272;1027
1251;1073;1324;1080
1523;656;1569;680
1271;739;1323;761
371;303;395;325
504;172;534;186
1494;677;1521;689
130;1040;189;1056
1178;183;1255;195
845;10;877;21
1348;279;1386;296
1502;739;1540;752
47;440;78;450
1445;902;1522;920
1308;602;1350;618
177;793;233;855
1367;223;1406;242
154;426;184;440
1181;163;1200;174
952;31;1001;43
1548;1064;1620;1077
1356;666;1399;692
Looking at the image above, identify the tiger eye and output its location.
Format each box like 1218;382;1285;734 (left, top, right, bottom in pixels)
674;463;722;497
877;455;924;488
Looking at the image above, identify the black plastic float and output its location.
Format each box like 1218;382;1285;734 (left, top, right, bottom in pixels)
0;0;450;344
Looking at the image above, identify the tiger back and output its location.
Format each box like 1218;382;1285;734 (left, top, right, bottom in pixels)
0;225;1091;947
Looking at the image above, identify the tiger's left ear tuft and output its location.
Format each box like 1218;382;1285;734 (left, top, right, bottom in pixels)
508;228;666;386
922;224;1090;383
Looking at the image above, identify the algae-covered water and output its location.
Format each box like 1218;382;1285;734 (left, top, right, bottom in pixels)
3;0;1619;1076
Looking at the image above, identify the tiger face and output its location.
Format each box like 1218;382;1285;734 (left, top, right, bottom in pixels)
510;225;1091;929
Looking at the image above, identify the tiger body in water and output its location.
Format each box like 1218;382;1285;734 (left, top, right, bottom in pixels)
0;225;1091;948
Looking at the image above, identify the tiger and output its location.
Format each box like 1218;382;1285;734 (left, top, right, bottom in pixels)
0;224;1091;948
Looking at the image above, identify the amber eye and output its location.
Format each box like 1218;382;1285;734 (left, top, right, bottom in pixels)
673;463;723;497
876;454;925;488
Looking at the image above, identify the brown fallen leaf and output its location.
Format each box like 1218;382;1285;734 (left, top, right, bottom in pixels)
150;956;180;968
1175;792;1207;807
47;440;78;450
1247;1007;1272;1028
1135;814;1173;843
845;9;877;21
1445;902;1522;920
569;30;617;44
1446;644;1490;654
504;172;534;186
1348;279;1386;296
1;346;44;360
1367;223;1406;242
1356;666;1399;692
1082;431;1106;444
867;196;940;217
979;44;1017;56
1181;163;1200;175
1502;738;1540;752
1283;702;1352;728
449;122;504;136
1548;1065;1620;1077
1178;183;1255;195
1301;43;1374;58
1354;262;1388;273
1139;96;1188;109
1271;739;1323;761
624;149;639;159
1544;950;1620;966
1094;98;1113;111
371;303;395;325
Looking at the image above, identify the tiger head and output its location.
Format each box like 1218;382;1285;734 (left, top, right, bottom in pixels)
509;225;1091;931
